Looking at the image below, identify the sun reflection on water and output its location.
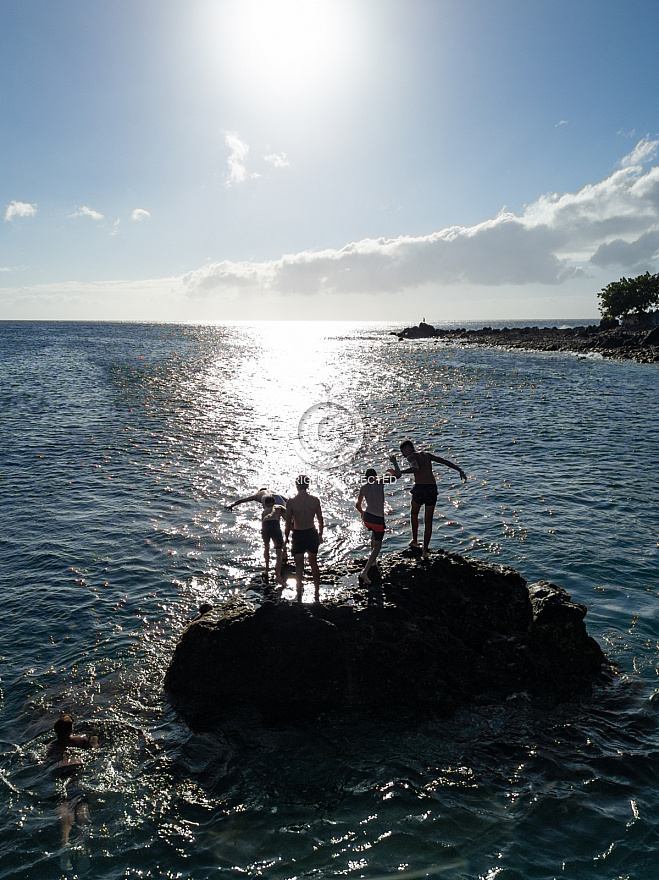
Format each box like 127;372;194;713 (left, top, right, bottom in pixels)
211;321;370;493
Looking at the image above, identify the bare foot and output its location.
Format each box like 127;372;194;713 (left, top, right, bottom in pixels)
359;569;371;584
409;540;420;548
422;549;430;559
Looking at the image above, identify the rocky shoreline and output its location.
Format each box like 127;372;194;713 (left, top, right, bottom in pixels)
165;549;611;727
395;321;659;364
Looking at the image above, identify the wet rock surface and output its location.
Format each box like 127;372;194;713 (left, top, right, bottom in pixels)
165;550;610;726
394;322;659;363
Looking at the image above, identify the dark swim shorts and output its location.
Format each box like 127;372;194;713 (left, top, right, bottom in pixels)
363;512;385;541
261;520;284;548
411;483;439;507
291;527;320;556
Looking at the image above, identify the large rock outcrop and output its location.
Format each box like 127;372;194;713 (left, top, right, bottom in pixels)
165;551;609;725
394;322;659;363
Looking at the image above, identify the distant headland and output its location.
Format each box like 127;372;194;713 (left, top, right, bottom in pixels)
395;320;659;364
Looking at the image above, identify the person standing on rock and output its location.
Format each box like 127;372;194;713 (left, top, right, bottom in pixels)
261;495;287;585
355;467;390;584
285;475;324;602
227;487;289;570
389;439;467;558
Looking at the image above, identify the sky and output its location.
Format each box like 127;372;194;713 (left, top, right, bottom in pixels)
1;0;659;322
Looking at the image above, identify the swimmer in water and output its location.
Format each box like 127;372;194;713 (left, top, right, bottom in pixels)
46;714;98;855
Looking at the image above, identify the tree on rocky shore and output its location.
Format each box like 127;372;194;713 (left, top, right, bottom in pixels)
598;271;659;320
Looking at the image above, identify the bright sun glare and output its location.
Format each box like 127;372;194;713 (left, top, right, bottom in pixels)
213;0;358;106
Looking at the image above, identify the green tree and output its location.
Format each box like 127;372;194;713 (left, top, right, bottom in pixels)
598;271;659;319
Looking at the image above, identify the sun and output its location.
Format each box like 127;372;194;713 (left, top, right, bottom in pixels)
208;0;360;108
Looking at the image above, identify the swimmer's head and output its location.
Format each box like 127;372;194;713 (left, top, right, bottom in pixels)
259;487;267;492
263;495;275;506
54;714;74;738
295;475;310;490
400;439;415;455
365;468;377;482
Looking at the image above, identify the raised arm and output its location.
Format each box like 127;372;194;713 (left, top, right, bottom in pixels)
389;454;417;476
429;454;467;482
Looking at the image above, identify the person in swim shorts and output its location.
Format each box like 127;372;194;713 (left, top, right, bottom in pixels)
390;439;467;558
261;495;286;584
46;714;98;858
228;487;289;566
356;467;391;584
285;475;324;602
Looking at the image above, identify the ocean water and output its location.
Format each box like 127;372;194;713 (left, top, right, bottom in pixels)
0;319;658;880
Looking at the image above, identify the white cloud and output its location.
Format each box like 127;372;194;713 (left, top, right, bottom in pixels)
264;152;290;168
554;120;568;127
619;135;659;167
70;205;104;222
110;218;121;236
184;156;659;298
130;207;151;222
224;131;251;186
4;200;38;222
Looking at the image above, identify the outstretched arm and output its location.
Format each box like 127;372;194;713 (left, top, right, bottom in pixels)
228;492;259;510
429;454;467;482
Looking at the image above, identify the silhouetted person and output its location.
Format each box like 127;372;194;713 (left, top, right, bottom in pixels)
390;439;467;557
261;494;287;584
356;467;388;584
285;475;324;602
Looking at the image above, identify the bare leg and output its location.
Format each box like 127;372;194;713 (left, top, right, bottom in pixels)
422;503;436;557
360;535;382;584
264;542;270;578
275;547;284;585
57;803;75;848
308;553;320;602
410;500;421;547
294;553;304;602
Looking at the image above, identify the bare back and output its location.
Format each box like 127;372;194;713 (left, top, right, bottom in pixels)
287;492;321;530
408;451;436;485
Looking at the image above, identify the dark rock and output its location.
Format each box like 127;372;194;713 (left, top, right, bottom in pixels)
642;326;659;346
394;322;659;364
396;321;440;340
165;550;610;726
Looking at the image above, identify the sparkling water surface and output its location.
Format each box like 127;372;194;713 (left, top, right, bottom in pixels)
1;320;658;880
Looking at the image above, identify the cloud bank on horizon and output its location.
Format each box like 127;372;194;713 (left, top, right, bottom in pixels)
184;139;659;299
